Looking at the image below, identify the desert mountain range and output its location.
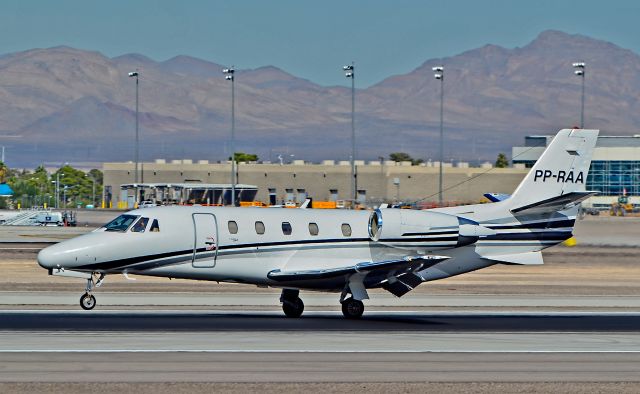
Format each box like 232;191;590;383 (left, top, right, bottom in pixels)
1;30;639;167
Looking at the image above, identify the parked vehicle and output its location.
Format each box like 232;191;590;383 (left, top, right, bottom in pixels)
139;200;157;208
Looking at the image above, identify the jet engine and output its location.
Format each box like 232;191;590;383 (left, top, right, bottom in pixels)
368;208;496;250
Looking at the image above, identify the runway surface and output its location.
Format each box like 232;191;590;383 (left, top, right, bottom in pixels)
1;309;640;352
1;309;640;384
3;352;640;383
5;292;640;309
3;309;640;333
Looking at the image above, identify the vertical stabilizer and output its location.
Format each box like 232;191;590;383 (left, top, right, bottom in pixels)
508;129;599;210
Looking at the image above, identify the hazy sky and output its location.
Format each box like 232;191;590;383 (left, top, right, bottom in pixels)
1;0;638;87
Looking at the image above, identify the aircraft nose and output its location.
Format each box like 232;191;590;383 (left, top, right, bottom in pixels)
37;244;65;270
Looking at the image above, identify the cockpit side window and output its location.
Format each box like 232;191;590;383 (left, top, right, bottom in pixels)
131;217;149;233
150;219;160;232
103;214;139;232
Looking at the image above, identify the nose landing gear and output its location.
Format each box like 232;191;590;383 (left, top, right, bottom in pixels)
79;273;104;310
80;293;96;310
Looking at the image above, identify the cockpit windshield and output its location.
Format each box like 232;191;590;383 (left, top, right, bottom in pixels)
103;214;139;232
131;217;149;233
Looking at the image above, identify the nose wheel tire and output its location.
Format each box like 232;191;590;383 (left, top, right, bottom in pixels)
341;298;364;319
80;293;96;310
282;297;304;318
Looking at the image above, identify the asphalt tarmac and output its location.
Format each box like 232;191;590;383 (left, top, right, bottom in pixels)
1;309;640;387
2;309;640;333
2;352;640;384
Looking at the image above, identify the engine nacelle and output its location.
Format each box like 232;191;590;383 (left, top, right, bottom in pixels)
368;208;491;250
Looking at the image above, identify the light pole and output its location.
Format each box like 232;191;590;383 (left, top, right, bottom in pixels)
223;67;236;206
128;70;140;203
86;174;96;207
54;172;64;209
433;66;444;205
343;62;356;203
572;62;585;128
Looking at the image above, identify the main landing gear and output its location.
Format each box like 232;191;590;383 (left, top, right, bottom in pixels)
79;273;105;310
280;289;304;318
341;298;365;319
279;288;367;319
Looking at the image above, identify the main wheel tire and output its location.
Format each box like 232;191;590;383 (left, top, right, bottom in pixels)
341;298;364;319
80;293;96;310
282;297;304;318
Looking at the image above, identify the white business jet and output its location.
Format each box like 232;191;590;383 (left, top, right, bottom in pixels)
38;129;598;318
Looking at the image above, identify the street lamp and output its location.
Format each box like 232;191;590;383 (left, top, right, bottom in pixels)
63;185;68;209
572;62;585;128
54;172;64;209
432;66;444;205
223;67;236;206
343;62;356;203
61;185;78;210
128;70;140;203
86;173;96;207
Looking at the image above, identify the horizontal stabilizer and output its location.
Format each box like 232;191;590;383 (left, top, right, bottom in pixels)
267;255;449;282
510;191;598;215
484;193;510;202
481;251;543;265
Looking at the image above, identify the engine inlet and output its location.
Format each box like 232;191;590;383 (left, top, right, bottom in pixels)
368;209;382;241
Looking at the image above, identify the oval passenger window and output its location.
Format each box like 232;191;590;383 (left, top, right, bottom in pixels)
255;221;265;235
282;222;292;235
341;223;352;237
228;221;238;234
308;222;319;236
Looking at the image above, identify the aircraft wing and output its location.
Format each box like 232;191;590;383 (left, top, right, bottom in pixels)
267;255;449;282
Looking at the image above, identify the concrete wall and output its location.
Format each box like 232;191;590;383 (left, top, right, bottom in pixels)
103;161;529;205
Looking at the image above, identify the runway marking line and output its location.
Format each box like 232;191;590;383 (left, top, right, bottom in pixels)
2;349;640;353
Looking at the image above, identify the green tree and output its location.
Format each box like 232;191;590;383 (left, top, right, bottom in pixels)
85;169;104;206
389;152;413;162
389;152;424;165
495;153;509;168
233;152;259;163
53;165;104;208
0;161;7;184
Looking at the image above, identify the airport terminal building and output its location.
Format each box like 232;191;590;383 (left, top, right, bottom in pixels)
102;134;640;208
102;159;528;208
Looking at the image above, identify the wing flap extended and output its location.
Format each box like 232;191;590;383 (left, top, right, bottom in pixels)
267;255;449;282
382;272;424;297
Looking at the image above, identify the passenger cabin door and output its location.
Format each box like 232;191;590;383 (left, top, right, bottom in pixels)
192;213;218;268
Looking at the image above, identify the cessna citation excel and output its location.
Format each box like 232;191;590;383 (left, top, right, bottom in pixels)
38;129;598;318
